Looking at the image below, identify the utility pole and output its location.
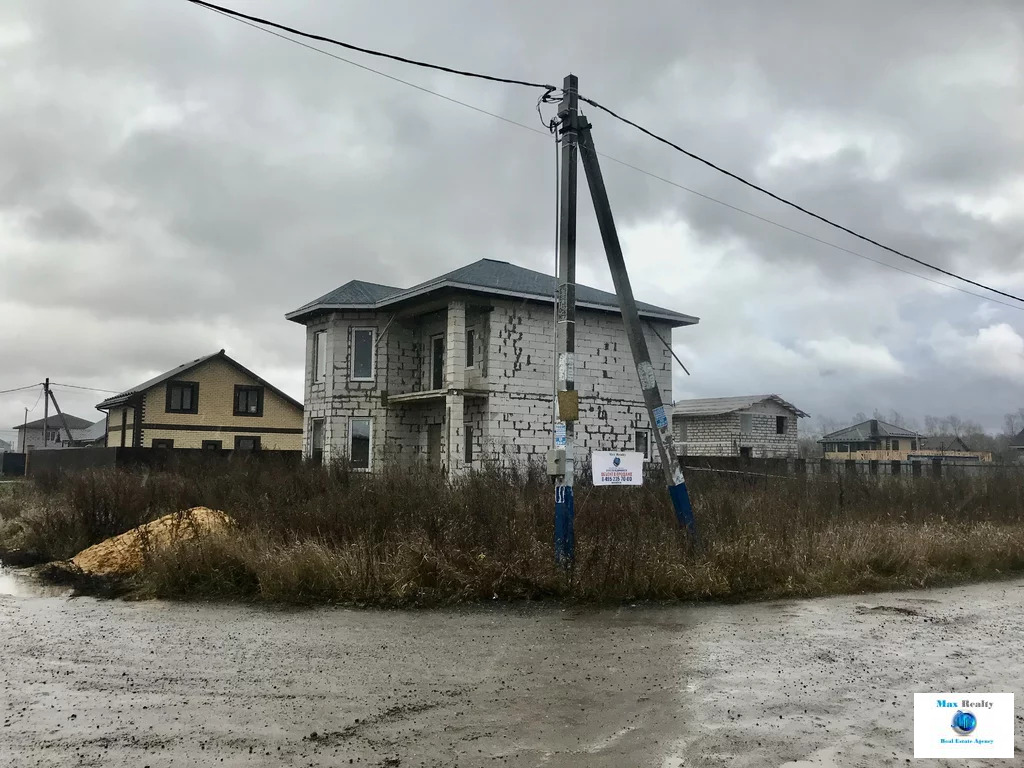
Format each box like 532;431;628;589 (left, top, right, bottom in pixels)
552;74;580;566
42;378;49;448
577;115;700;542
47;388;76;446
22;407;28;453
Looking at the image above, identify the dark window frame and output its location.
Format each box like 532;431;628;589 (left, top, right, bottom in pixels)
201;440;222;451
233;385;265;417
234;435;261;452
152;439;174;449
166;380;199;414
466;329;475;368
465;424;474;463
776;415;787;435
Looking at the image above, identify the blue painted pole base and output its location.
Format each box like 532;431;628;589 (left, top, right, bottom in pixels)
554;484;575;567
669;482;700;547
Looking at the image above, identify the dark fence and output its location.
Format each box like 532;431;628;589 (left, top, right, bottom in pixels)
680;455;1023;479
25;447;302;477
1;452;26;477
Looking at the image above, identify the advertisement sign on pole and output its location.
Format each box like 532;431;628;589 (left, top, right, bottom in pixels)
592;451;644;486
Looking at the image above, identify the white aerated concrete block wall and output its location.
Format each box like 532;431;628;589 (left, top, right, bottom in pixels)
673;399;799;458
303;298;683;472
482;299;675;465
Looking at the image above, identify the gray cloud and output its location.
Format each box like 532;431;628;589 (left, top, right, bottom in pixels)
2;0;1024;435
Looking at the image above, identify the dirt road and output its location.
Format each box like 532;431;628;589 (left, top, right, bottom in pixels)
1;572;1021;767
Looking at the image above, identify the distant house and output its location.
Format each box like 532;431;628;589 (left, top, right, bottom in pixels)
95;350;303;451
819;420;992;463
72;418;108;447
820;419;920;457
0;438;11;452
1010;429;1024;460
672;395;807;459
12;414;95;452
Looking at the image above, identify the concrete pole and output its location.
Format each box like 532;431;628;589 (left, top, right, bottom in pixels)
553;74;579;566
577;122;700;542
42;378;49;448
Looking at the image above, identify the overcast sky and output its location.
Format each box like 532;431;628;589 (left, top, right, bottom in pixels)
2;0;1024;444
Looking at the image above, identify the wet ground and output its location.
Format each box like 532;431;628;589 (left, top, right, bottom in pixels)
1;569;1021;767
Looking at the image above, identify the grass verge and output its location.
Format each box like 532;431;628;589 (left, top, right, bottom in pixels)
2;459;1023;605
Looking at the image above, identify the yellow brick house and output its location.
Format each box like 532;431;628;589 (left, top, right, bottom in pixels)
96;350;303;451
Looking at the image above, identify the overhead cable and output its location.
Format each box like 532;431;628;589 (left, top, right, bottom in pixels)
578;94;1024;305
186;1;556;93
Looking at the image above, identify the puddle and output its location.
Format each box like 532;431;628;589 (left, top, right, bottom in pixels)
0;566;71;598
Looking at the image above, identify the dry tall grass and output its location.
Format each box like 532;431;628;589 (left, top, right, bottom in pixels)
4;458;1024;604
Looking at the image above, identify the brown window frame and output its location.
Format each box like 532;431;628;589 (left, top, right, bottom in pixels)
201;440;222;451
152;439;174;449
234;435;261;452
166;381;199;414
233;385;264;417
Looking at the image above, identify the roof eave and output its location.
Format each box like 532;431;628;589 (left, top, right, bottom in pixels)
287;280;697;326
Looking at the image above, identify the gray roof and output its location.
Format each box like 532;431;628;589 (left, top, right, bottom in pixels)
96;350;303;411
1010;428;1024;448
819;419;920;443
73;418;107;444
672;394;808;418
287;258;698;326
13;414;95;431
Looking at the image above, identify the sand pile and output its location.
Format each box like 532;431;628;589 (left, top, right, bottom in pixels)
70;507;233;576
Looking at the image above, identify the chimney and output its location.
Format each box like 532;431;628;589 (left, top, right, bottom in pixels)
870;419;879;436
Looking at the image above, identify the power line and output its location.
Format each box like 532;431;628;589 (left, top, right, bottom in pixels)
186;0;556;93
186;2;1022;310
595;153;1024;312
0;384;41;396
578;95;1024;305
48;382;121;394
197;3;551;138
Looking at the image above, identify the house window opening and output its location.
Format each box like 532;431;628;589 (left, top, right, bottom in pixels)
635;429;650;460
351;328;376;380
349;417;371;469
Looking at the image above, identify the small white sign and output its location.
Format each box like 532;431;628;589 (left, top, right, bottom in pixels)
592;451;644;486
913;692;1014;759
554;422;567;447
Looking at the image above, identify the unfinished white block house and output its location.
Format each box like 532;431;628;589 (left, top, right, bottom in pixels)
287;259;697;474
671;394;807;459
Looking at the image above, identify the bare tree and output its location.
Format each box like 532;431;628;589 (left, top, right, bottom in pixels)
1003;408;1024;437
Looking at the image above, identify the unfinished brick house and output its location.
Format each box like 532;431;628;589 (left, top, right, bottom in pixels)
287;259;697;474
672;394;807;459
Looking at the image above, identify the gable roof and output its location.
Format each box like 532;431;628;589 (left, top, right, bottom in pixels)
927;434;974;452
95;350;303;411
672;394;808;418
287;258;698;327
73;418;108;444
1011;428;1024;448
13;414;95;431
819;419;920;443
